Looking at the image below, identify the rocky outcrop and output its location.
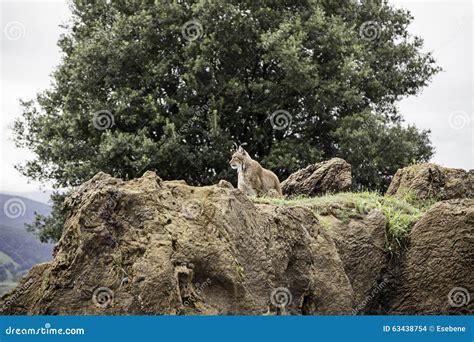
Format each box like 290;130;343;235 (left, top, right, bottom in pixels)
281;158;352;197
386;163;474;200
2;169;472;316
0;171;354;315
387;199;474;314
326;210;388;313
217;180;234;189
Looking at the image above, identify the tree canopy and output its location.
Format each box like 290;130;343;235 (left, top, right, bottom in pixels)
14;0;439;242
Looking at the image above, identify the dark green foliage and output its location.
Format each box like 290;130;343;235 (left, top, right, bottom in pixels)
333;111;433;191
13;0;439;241
25;192;68;243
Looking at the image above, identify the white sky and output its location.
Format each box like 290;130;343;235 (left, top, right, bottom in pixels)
0;0;473;193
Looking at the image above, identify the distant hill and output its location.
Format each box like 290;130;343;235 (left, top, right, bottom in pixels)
0;194;54;294
2;190;54;205
0;193;52;228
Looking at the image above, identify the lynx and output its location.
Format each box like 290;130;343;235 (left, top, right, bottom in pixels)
229;146;283;198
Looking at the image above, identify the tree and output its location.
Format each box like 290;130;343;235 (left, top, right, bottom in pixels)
13;0;440;242
26;192;68;243
332;111;433;191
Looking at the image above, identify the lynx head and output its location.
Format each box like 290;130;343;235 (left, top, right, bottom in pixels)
229;146;249;171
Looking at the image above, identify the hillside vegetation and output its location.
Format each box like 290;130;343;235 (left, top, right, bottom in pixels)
0;195;53;295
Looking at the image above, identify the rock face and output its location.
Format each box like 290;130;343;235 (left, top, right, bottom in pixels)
217;179;234;189
0;171;354;315
386;163;474;200
2;170;472;316
327;210;388;314
281;158;352;197
387;199;474;314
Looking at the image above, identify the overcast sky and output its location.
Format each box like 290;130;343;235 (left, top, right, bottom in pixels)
0;0;472;195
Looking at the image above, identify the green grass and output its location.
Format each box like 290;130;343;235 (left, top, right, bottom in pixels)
254;191;436;254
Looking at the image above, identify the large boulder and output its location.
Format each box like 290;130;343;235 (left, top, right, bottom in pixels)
387;199;474;314
0;171;354;315
386;163;474;200
281;158;352;197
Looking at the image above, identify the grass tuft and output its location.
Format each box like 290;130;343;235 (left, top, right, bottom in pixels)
253;191;436;254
